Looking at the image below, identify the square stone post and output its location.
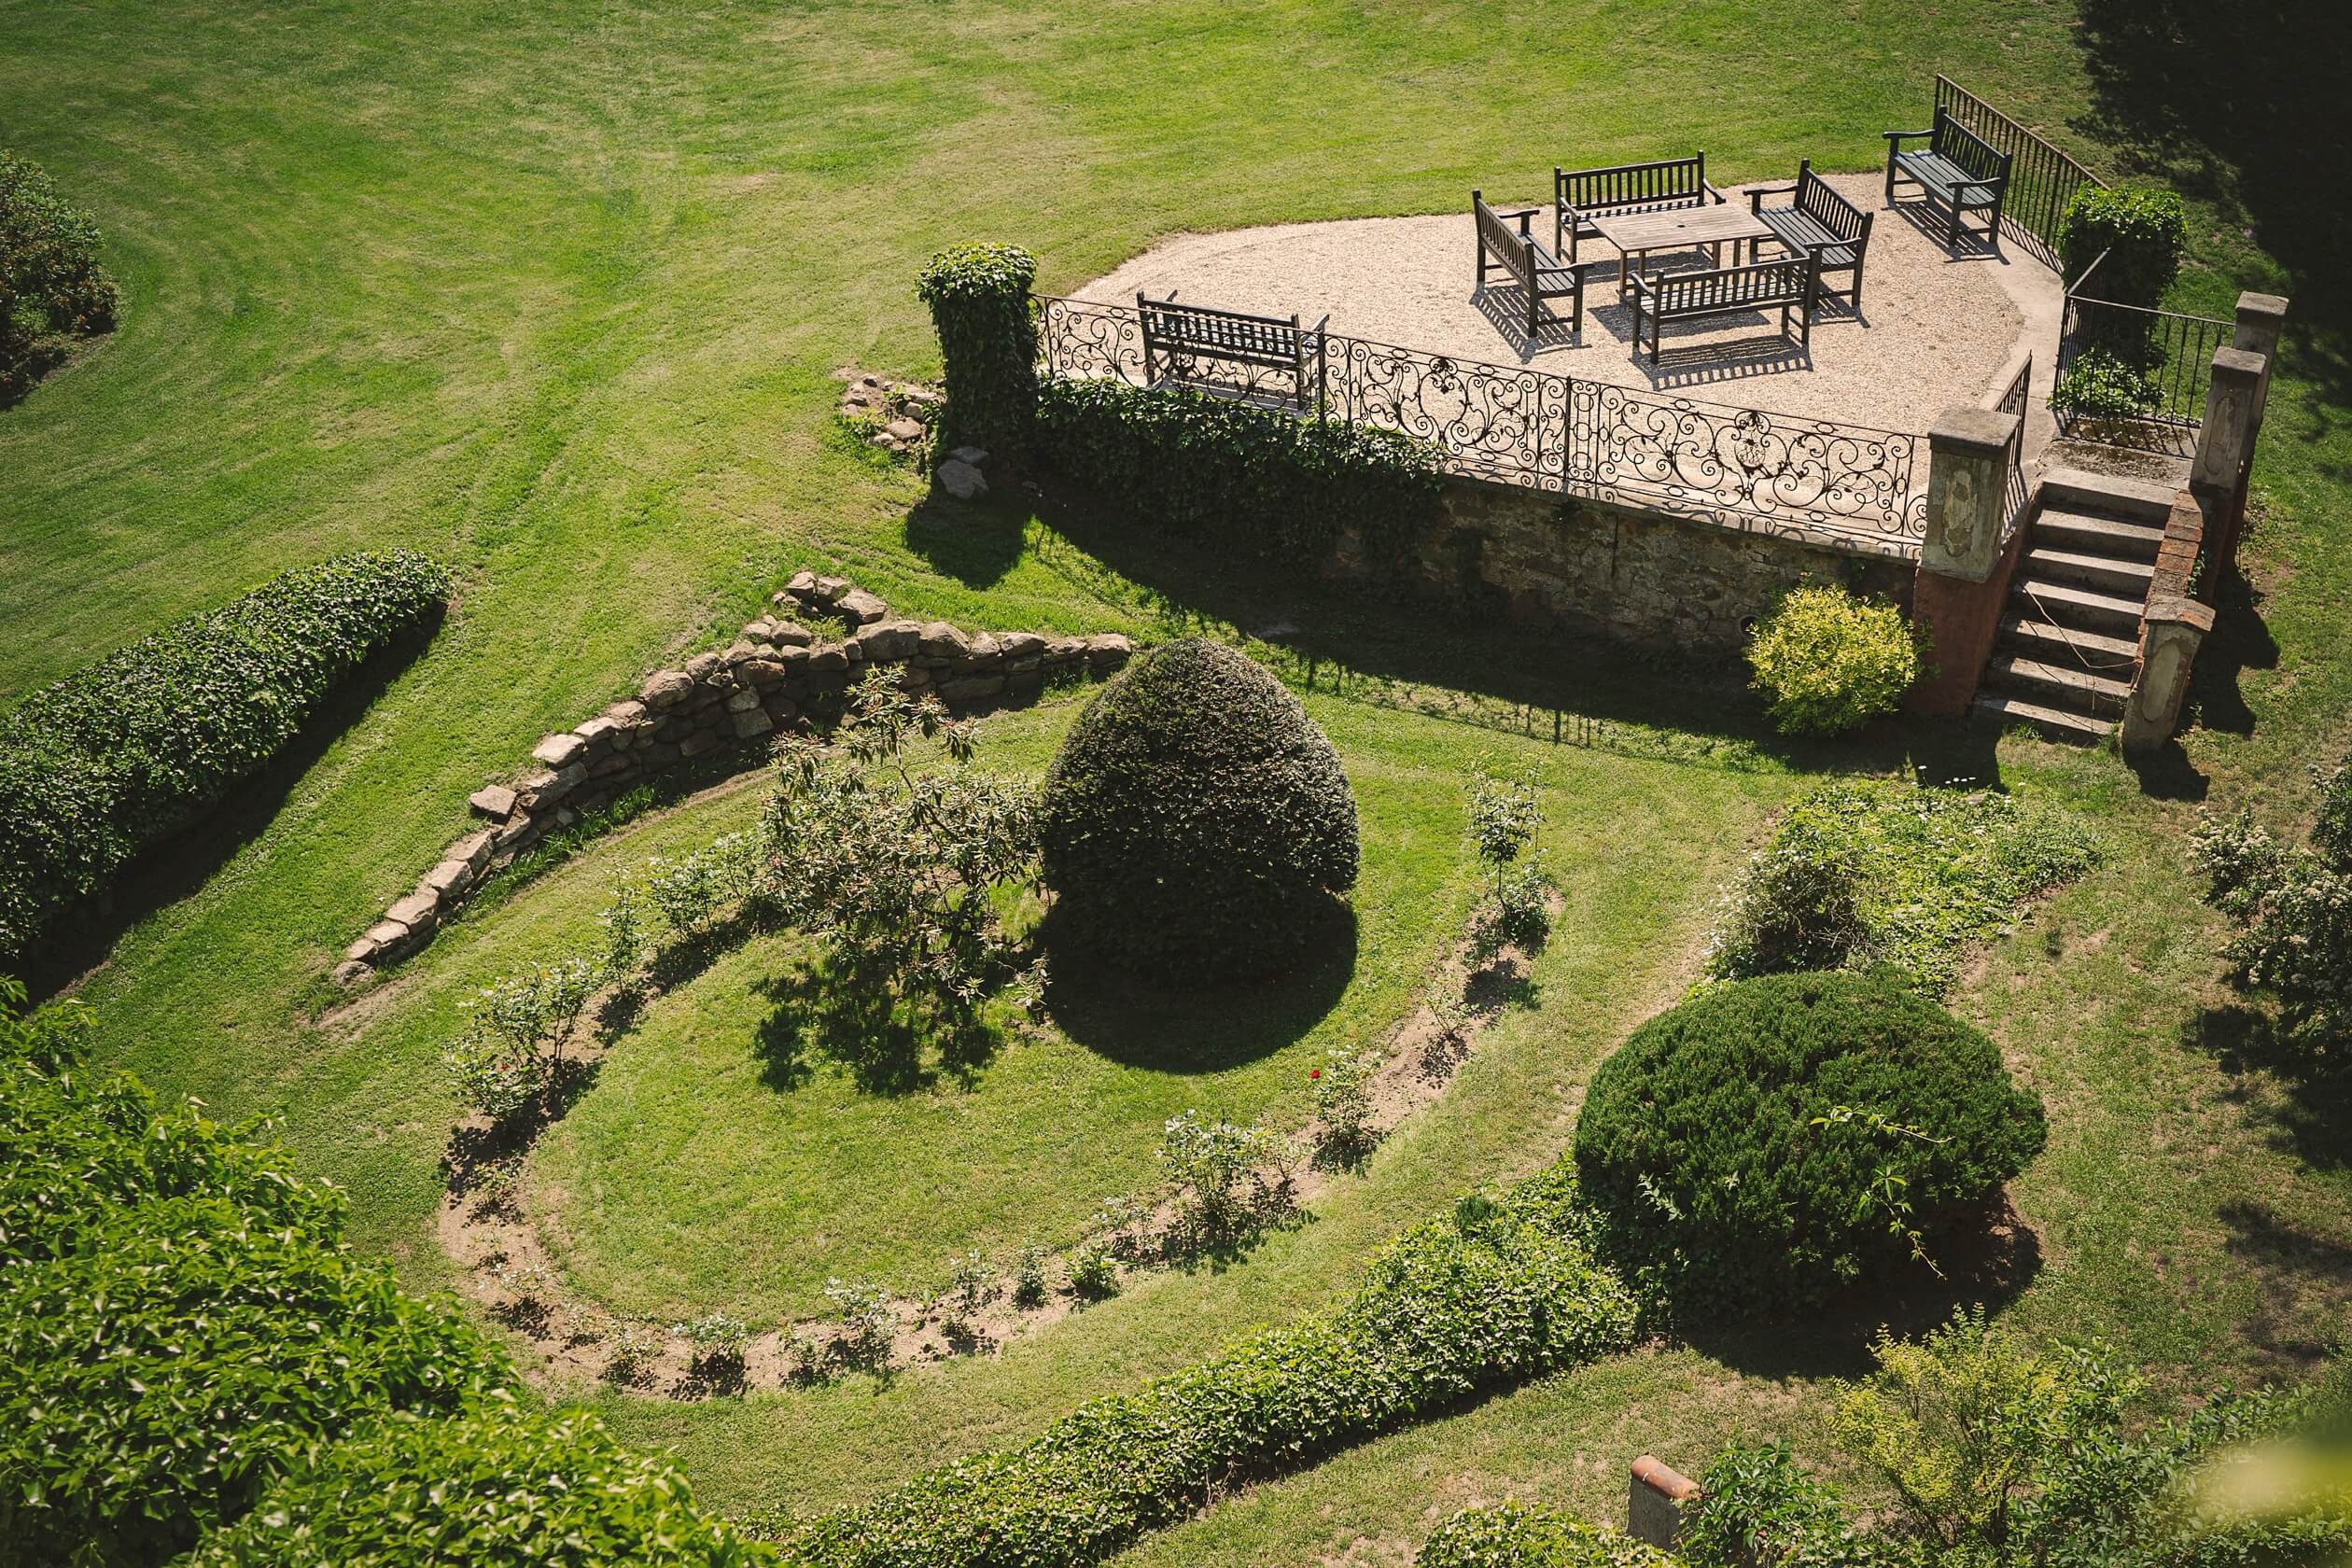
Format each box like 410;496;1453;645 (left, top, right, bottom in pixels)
1907;406;2022;715
2232;290;2288;402
2121;593;2216;752
2191;345;2268;497
1629;1455;1701;1548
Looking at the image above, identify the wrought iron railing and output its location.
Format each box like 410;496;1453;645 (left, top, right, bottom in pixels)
2057;293;2231;432
1933;75;2102;264
1034;294;1926;555
1990;353;2034;541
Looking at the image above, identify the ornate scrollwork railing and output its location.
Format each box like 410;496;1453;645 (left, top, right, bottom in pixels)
1033;294;1927;553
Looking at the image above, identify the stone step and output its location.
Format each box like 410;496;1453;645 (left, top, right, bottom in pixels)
1983;652;2134;716
2023;543;2157;596
2010;575;2146;634
1995;615;2140;670
2031;506;2165;562
2037;465;2180;523
1971;690;2113;745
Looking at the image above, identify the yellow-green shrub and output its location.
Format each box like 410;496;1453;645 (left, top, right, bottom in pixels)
1746;585;1921;737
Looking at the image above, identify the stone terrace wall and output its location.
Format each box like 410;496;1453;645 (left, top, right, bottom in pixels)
336;574;1131;985
1337;479;1915;652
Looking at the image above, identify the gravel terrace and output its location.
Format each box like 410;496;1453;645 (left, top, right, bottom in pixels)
1075;172;2062;455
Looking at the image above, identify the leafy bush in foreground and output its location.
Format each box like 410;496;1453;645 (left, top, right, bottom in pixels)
1704;781;2103;996
783;1165;1635;1568
2192;748;2352;1063
1746;584;1921;737
1416;1500;1673;1568
0;978;510;1568
1574;972;2047;1314
1040;637;1359;980
189;1407;771;1567
0;549;451;964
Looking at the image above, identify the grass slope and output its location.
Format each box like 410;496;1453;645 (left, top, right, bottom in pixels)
4;0;2350;1560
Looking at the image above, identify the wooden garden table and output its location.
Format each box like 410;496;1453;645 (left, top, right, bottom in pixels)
1589;203;1778;300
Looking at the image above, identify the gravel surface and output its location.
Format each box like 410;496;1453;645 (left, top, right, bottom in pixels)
1076;172;2060;449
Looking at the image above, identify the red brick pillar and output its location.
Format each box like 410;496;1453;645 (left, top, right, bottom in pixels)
1906;406;2022;716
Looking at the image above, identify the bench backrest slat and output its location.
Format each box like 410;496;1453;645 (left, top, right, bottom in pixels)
1139;293;1308;371
1929;106;2013;185
1474;192;1542;290
1556;153;1707;214
1793;162;1869;245
1646;257;1812;312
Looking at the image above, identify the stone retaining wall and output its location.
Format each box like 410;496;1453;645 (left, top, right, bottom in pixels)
336;575;1131;985
1337;479;1915;652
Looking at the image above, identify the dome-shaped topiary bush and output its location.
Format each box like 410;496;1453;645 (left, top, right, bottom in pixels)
1573;971;2045;1314
1039;637;1359;980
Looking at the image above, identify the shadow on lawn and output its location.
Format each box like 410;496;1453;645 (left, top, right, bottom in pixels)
1679;1197;2045;1381
749;954;1009;1096
20;612;445;1003
1040;896;1358;1072
2187;1001;2352;1175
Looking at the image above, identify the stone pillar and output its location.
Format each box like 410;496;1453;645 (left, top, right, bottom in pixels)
2205;293;2288;583
2121;593;2215;753
1628;1455;1700;1548
2232;290;2288;402
2191;346;2267;497
1908;406;2022;715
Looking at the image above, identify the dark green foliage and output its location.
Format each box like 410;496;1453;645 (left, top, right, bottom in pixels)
916;243;1038;472
1039;637;1359;980
2058;183;2190;309
0;549;450;963
0;149;118;399
784;1166;1635;1568
1032;374;1443;574
1416;1500;1674;1568
2050;348;2164;422
1680;1447;1881;1568
1573;972;2047;1314
189;1407;773;1567
2192;749;2352;1061
0;978;511;1568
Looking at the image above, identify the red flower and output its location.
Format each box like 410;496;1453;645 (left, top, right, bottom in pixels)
1309;1068;1322;1080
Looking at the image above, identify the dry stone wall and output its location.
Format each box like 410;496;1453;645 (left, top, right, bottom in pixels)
1337;479;1914;652
337;575;1131;985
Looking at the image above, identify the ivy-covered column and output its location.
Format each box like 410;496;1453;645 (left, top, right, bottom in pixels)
916;243;1039;479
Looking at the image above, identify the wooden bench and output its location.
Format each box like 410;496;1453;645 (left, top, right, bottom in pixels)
1137;291;1329;411
1746;160;1874;311
1474;190;1585;343
1628;253;1818;363
1554;155;1726;262
1883;106;2013;251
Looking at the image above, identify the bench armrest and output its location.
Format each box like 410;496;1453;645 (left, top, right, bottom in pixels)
1626;270;1658;301
1489;203;1542;223
1702;179;1729;205
1746;181;1798;211
1955;177;2005;199
1883;127;1933;144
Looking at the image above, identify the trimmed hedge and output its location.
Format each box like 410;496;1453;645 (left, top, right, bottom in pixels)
917;244;1039;472
0;549;451;963
1574;972;2047;1314
189;1407;771;1567
1417;1502;1675;1568
1039;637;1359;980
2057;182;2190;311
1034;374;1443;572
785;1166;1636;1568
0;977;511;1568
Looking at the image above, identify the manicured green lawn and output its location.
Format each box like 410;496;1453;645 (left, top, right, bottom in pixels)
6;0;2351;1561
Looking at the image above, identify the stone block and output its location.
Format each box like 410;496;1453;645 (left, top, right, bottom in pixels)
940;674;1006;706
451;830;497;871
935;458;987;500
469;783;517;820
495;813;539;849
919;621;971;659
590;752;637;779
838;588;889;627
733;707;777;740
997;630;1045;661
725;686;764;713
573;716;621;751
640;669;694;708
769;620;813;648
639;741;680;768
343;932;382;963
761;696;800;724
533;732;587;769
947;445;989;467
679;731;718;759
387;890;441;929
808;645;849;674
363;918;412;949
785;568;819;598
738;656;790;687
1088;632;1133;666
857;619;920;661
423;859;474;898
331;959;372;987
812;575;849;605
684;651;734;687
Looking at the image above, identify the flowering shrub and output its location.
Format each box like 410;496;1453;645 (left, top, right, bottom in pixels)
1157;1109;1289;1249
1012;1241;1052;1308
1746;585;1922;737
0;550;450;964
1312;1049;1380;1166
672;1311;750;1379
443;954;599;1120
786;1163;1634;1568
2191;749;2352;1061
1467;776;1555;960
1066;1239;1120;1300
825;1278;896;1372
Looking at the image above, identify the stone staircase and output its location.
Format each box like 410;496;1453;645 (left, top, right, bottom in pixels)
1972;469;2177;743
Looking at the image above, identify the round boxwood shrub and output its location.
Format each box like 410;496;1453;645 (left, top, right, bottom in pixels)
2057;182;2189;310
1039;637;1358;980
1573;971;2046;1314
1746;584;1922;738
